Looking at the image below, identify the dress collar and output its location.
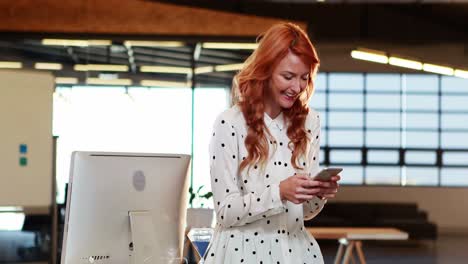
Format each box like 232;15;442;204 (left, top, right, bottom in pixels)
264;111;285;130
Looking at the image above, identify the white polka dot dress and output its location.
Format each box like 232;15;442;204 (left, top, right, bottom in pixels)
203;105;326;264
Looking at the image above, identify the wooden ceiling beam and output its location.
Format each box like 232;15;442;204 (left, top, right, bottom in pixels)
0;0;306;37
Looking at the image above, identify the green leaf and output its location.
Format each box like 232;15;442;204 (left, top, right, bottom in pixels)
196;185;204;194
201;192;213;199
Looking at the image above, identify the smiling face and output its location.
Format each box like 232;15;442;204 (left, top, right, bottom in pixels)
264;51;310;118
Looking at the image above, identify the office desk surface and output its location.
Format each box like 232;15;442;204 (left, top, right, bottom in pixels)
307;227;409;240
308;227;409;264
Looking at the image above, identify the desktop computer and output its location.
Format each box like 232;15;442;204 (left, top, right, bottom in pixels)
61;152;191;264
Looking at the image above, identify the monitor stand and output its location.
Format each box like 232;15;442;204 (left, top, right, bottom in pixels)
129;211;158;264
129;211;186;264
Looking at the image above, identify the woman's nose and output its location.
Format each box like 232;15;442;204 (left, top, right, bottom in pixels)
291;78;301;93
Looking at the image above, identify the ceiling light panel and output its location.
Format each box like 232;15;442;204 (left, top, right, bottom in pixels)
389;57;423;70
42;39;111;47
202;42;258;50
74;64;129;72
35;62;63;70
140;66;191;74
351;50;388;64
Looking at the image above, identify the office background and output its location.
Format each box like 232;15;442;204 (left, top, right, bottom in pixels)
0;0;467;263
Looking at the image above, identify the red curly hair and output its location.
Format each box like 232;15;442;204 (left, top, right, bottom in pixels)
232;22;320;172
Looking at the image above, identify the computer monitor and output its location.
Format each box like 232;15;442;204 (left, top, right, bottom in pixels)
61;151;191;264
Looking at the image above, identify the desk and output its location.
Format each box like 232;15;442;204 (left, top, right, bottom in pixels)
307;227;409;264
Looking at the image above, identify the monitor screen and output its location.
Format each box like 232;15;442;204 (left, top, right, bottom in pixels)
61;152;191;264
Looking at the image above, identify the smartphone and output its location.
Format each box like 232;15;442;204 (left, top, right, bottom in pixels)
313;167;343;181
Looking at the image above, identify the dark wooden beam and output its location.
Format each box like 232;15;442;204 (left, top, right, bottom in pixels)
0;0;306;37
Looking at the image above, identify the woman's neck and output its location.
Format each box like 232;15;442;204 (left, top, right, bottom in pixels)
264;103;282;119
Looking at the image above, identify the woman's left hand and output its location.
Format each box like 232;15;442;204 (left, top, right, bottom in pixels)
314;175;341;199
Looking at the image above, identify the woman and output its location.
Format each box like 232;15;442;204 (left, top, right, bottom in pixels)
205;22;341;264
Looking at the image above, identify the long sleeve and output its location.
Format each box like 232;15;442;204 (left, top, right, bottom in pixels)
303;112;327;221
209;114;286;228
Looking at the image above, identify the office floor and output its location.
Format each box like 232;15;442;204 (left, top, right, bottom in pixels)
2;234;468;264
320;234;467;264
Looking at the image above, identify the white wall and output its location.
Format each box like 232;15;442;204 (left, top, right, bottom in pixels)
333;186;468;235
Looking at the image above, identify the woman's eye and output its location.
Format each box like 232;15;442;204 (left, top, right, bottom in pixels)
283;76;293;80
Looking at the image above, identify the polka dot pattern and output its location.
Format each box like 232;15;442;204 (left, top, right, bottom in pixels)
206;106;325;263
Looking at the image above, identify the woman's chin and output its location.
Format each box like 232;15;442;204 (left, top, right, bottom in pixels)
280;100;295;109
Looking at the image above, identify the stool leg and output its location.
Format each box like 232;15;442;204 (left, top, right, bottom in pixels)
350;250;357;264
334;242;346;264
342;241;355;264
349;242;358;264
355;241;367;264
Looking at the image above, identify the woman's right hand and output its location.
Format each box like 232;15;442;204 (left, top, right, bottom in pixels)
279;174;322;204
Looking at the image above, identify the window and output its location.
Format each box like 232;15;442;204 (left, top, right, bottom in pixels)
338;166;364;185
367;94;401;110
367;74;400;92
329;94;363;109
192;87;229;207
309;91;326;109
404;167;439;186
365;166;401;185
329;73;364;91
443;151;468;166
330;150;361;163
328;130;363;147
52;73;468;204
441;168;468;186
329;112;363;128
53;86;194;203
310;73;468;186
405;74;438;93
406;151;436;165
366;131;401;147
367;150;399;164
366;112;400;129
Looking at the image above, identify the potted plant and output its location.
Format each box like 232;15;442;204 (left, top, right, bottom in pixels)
186;185;214;229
